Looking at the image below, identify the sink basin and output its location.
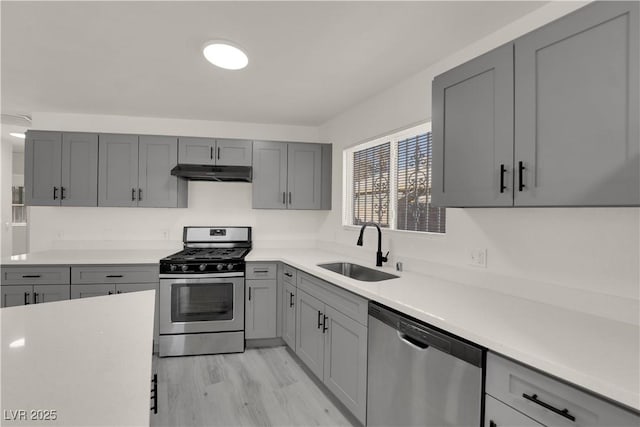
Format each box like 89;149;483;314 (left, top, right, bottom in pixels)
318;262;399;282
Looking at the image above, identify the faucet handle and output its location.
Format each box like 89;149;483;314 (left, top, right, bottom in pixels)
382;251;389;263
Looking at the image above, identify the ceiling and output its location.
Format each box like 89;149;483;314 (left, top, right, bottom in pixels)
2;1;546;136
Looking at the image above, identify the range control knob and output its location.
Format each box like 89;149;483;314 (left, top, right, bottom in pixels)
181;265;189;272
227;263;234;271
199;264;207;272
170;264;177;272
216;263;224;271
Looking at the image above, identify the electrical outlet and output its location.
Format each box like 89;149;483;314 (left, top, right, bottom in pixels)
161;230;170;240
469;248;487;268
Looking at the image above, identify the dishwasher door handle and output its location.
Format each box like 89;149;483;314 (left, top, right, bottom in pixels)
397;331;430;351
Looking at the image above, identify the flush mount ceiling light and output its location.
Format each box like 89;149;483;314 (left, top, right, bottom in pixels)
202;41;248;70
9;132;25;139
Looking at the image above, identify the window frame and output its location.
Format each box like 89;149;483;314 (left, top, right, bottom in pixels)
343;122;446;236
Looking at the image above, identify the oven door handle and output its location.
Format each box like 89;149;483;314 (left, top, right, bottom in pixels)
159;272;244;279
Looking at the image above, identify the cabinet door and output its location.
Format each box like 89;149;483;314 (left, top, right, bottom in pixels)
514;2;639;206
252;141;288;209
178;137;216;165
25;130;62;206
282;282;297;349
296;289;325;379
1;285;32;307
61;132;98;206
432;44;514;207
216;139;252;166
287;143;322;209
98;134;139;207
138;135;178;208
484;395;543;427
71;284;116;299
323;305;368;424
33;284;70;304
245;279;277;339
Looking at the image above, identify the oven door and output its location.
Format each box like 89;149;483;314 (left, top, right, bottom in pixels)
159;275;244;335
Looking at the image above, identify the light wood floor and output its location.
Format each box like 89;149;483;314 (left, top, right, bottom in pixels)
151;346;354;427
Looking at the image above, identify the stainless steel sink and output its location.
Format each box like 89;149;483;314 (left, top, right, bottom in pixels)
318;262;399;282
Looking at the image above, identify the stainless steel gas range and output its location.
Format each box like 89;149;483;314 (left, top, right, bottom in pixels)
158;226;251;357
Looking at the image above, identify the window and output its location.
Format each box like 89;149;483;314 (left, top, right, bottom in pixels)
344;123;445;234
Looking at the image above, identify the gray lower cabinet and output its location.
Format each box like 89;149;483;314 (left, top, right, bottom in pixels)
25;131;98;207
1;283;70;307
245;279;277;339
71;283;116;299
252;141;331;210
486;352;640;427
282;281;297;349
485;395;543;427
295;278;368;424
432;1;639;207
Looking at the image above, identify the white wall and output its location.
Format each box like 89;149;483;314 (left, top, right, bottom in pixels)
28;112;327;251
318;2;640;322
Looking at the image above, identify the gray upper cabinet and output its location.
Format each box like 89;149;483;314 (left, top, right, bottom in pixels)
432;44;514;207
25;131;62;206
61;133;99;206
99;134;185;208
138;135;179;208
287;143;322;209
98;134;139;207
514;1;639;206
178;137;216;165
25;131;98;207
216;139;252;166
431;1;639;207
253;141;288;209
253;141;331;210
178;137;252;166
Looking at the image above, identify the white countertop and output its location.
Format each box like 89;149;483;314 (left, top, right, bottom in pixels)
246;248;640;412
1;249;174;265
0;290;155;426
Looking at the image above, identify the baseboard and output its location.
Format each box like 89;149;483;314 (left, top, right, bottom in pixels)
245;337;285;348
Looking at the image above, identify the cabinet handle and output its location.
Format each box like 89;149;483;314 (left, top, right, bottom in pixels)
289;293;294;307
522;393;575;422
489;422;497;427
116;290;122;294
518;161;526;191
499;164;507;193
106;275;123;278
132;188;136;201
33;292;39;304
317;310;323;329
289;192;292;204
248;287;252;301
24;292;30;305
138;188;142;201
322;315;328;333
217;147;221;160
210;146;213;160
284;272;292;277
282;192;286;205
108;291;113;295
60;186;66;200
253;270;269;274
22;275;41;278
53;186;58;200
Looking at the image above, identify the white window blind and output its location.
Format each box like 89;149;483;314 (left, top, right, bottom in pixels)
345;123;445;234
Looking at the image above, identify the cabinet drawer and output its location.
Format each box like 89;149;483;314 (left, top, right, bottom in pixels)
297;271;368;326
71;265;158;284
246;263;277;280
486;353;639;427
485;394;543;427
282;264;297;285
1;266;70;285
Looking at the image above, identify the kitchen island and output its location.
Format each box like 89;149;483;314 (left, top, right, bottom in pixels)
0;290;155;426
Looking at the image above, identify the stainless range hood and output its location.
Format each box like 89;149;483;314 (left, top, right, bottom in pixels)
170;165;252;182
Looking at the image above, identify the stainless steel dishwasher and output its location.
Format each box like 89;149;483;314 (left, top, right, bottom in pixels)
367;302;484;426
